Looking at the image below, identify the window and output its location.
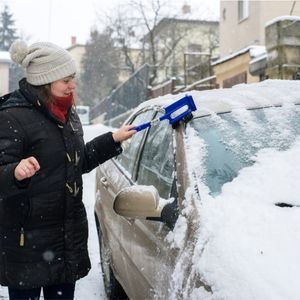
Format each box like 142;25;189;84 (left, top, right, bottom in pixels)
117;110;154;178
238;0;249;21
191;105;300;196
136;112;175;199
187;43;202;53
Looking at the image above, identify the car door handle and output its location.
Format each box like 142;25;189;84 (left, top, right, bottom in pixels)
100;177;109;188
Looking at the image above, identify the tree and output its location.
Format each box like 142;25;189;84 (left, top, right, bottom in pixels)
102;0;199;85
0;5;18;50
77;28;120;107
0;5;24;91
102;0;172;83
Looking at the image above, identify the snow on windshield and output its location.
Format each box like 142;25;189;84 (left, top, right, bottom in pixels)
188;104;300;197
177;104;300;299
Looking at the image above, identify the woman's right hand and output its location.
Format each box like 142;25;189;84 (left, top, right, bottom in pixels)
14;157;40;181
112;124;137;142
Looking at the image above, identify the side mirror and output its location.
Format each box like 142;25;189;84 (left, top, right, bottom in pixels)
113;185;179;229
113;185;162;219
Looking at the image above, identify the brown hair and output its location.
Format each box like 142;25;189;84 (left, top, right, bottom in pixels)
34;84;76;105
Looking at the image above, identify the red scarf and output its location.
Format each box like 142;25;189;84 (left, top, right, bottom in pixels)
47;94;73;122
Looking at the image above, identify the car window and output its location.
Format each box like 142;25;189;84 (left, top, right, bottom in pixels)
116;110;154;178
136;113;174;199
190;105;300;196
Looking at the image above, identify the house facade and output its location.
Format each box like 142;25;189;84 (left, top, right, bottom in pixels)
145;15;219;85
66;36;86;76
215;0;300;88
220;0;300;57
0;51;10;96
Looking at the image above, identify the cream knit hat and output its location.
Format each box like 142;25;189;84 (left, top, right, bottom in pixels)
9;40;76;86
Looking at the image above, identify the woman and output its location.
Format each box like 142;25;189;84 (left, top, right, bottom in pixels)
0;40;136;300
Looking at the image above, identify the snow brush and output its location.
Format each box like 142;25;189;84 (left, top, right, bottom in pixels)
133;95;197;132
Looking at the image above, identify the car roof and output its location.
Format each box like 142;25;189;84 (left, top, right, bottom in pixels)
135;80;300;118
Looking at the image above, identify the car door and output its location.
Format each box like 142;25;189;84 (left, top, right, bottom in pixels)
119;110;178;298
96;108;179;299
95;109;156;298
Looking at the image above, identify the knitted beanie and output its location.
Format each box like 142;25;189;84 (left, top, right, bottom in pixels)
9;40;76;86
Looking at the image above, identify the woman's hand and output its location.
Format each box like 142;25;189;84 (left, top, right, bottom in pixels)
112;125;137;142
14;157;40;181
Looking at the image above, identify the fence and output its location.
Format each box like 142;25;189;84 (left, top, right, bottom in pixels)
90;65;216;126
90;64;150;126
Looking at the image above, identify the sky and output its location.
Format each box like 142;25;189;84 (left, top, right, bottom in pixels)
0;0;220;48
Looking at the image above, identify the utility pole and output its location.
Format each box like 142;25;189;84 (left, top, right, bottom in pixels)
48;0;53;40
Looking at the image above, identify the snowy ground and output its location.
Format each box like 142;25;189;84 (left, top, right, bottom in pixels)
0;124;109;299
75;124;109;300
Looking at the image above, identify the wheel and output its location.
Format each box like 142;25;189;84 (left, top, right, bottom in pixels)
95;214;128;300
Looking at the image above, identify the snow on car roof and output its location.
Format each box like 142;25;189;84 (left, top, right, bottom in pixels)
137;80;300;117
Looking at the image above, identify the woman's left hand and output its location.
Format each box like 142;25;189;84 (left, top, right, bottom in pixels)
112;125;136;142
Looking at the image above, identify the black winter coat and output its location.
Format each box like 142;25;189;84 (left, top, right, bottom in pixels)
0;79;122;288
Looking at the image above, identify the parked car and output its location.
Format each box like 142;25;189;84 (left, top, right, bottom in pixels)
94;80;300;300
76;105;90;125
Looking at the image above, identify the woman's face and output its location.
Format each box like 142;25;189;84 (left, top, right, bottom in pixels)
50;74;76;97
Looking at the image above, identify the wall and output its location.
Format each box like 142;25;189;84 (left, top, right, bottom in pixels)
266;17;300;79
67;44;86;76
220;0;300;58
213;51;259;88
0;51;10;96
220;1;260;57
0;64;9;96
153;19;219;84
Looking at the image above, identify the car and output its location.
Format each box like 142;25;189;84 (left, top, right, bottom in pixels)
76;105;90;125
94;80;300;300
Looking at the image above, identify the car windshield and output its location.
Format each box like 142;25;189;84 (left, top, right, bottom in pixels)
189;104;300;197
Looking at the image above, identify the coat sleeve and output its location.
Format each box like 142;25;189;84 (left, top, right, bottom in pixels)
0;111;30;198
82;131;122;173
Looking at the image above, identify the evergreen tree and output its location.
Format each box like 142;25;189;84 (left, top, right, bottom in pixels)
78;28;120;107
0;5;24;92
0;5;18;51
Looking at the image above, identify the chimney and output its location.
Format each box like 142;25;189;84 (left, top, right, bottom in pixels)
182;3;191;14
71;36;77;46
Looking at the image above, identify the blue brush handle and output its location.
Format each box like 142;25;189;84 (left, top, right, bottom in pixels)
132;121;151;132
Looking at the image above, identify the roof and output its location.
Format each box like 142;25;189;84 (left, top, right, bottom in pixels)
212;45;266;66
266;15;300;27
66;44;85;51
143;17;218;42
134;80;300;118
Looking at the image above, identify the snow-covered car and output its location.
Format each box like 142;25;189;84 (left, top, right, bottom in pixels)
94;80;300;300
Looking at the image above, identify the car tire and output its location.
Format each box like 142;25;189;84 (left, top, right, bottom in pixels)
95;214;128;300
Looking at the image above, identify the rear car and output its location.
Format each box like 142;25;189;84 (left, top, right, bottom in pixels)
94;80;300;299
76;105;90;125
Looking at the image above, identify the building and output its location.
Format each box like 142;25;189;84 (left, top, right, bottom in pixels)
143;4;219;85
66;36;86;76
220;0;300;57
0;51;10;96
214;0;300;88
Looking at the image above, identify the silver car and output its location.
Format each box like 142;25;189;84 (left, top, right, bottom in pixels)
94;80;300;299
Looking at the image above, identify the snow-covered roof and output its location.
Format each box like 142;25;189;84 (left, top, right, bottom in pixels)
250;52;268;65
0;51;10;63
135;80;300;117
212;45;266;66
266;15;300;27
